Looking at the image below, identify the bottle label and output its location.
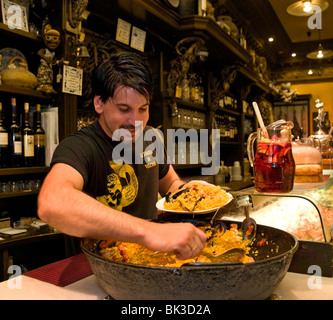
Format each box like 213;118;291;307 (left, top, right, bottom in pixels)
0;132;8;146
34;134;46;147
24;135;34;157
14;141;22;155
175;85;182;99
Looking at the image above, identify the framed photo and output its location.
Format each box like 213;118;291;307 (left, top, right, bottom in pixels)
273;98;310;138
1;0;29;32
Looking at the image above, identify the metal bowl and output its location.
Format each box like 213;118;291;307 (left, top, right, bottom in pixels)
81;220;298;300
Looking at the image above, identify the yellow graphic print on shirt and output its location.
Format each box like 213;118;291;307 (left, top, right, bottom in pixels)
96;161;138;211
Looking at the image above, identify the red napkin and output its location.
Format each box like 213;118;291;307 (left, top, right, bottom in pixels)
25;253;93;287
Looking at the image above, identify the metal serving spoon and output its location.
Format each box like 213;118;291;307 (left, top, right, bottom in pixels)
154;196;256;261
201;195;257;262
200;248;246;262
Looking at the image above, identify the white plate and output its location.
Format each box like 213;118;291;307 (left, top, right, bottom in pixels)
156;192;233;214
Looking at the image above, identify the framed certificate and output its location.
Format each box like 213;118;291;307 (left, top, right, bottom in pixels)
116;18;131;45
1;0;28;32
62;65;83;96
130;26;146;52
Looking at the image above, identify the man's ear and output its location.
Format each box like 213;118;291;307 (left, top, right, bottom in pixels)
94;96;103;114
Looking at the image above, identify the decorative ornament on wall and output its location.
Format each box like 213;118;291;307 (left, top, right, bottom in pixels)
280;82;298;104
167;37;208;99
210;65;238;111
67;0;90;34
164;0;180;9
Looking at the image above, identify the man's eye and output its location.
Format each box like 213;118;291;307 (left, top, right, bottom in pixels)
119;107;129;112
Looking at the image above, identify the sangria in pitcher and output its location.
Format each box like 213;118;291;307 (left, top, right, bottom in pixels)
247;120;295;193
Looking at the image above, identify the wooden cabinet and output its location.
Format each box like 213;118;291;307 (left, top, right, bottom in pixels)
0;6;72;279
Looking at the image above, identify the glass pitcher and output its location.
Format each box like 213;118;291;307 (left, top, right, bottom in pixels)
247;120;295;193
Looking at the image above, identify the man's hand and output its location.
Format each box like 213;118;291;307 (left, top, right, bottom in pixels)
142;221;207;260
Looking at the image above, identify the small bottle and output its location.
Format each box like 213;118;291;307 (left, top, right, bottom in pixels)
0;102;9;168
34;104;46;166
233;117;238;141
181;76;190;102
198;77;204;105
194;83;199;103
239;28;247;49
10;98;22;167
229;116;234;140
175;80;182;99
220;115;226;141
224;115;230;141
214;161;225;186
232;161;242;181
22;102;34;167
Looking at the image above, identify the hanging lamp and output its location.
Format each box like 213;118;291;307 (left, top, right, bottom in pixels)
306;30;333;59
287;0;328;16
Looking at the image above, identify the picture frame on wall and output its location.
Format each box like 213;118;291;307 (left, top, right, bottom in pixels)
273;96;310;139
1;0;29;32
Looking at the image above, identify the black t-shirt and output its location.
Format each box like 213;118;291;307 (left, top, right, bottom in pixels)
51;121;170;220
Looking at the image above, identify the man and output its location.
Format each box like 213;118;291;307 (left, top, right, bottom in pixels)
38;52;207;260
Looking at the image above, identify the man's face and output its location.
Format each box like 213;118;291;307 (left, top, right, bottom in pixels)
94;86;149;142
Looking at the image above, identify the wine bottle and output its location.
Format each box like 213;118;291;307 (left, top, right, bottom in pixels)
0;102;9;167
34;104;45;166
22;102;35;167
10;98;22;167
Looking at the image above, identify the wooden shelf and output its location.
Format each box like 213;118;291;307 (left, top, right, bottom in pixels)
119;2;251;64
179;16;252;64
220;141;241;146
237;65;278;97
0;190;39;199
173;163;207;170
244;113;254;119
216;107;240;116
0;22;41;42
175;99;206;111
0;167;50;176
0;85;53;100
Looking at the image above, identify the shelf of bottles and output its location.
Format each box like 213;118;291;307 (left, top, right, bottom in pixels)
218;95;239;114
170;105;206;166
215;113;239;143
214;94;241;144
169;72;206;166
175;73;205;107
0;98;46;169
172;107;206;130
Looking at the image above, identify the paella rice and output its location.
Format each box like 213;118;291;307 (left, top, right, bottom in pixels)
163;183;232;212
98;224;254;267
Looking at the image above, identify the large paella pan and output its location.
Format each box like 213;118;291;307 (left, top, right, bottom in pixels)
81;219;298;300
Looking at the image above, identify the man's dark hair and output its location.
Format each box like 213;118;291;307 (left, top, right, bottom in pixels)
92;52;153;103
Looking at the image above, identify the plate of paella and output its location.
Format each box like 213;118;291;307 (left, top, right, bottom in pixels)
156;183;233;214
